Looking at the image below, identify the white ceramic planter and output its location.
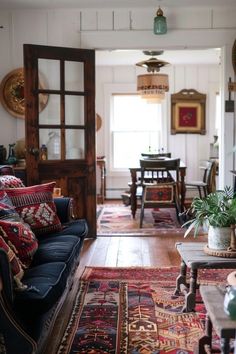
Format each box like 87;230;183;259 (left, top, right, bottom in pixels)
208;225;232;250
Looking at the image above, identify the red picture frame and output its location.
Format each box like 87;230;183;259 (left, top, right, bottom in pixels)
171;89;206;134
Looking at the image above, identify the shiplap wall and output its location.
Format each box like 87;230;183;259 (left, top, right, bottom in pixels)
0;5;235;190
96;63;220;198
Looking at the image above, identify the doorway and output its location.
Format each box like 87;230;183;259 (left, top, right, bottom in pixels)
95;48;221;201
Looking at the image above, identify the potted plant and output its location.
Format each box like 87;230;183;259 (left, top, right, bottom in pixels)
183;186;236;250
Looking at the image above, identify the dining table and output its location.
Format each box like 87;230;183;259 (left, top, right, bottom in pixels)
129;158;187;218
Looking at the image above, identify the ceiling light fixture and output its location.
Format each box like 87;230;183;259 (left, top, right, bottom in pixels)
154;6;167;35
136;51;169;103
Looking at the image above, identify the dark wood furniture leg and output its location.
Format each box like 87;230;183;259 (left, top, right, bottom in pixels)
194;313;212;354
179;166;186;212
130;168;137;219
220;338;231;354
183;267;198;312
174;258;187;295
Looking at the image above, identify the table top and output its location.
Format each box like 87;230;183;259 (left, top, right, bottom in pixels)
129;159;186;171
200;285;236;338
176;242;236;268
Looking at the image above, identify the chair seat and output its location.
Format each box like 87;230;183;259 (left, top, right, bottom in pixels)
186;181;207;187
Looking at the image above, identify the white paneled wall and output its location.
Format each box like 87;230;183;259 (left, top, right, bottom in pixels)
0;4;235;190
96;63;220;198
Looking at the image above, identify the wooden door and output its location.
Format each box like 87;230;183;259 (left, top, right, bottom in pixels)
24;44;96;238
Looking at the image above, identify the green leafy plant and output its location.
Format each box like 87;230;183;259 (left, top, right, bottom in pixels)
183;186;236;238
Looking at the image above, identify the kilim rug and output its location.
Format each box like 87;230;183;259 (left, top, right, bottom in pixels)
56;266;231;354
97;204;185;236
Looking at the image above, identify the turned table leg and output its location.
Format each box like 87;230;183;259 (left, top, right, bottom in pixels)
174;259;187;295
182;267;198;312
195;313;213;354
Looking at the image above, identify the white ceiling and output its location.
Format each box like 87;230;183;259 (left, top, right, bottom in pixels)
96;48;221;66
0;0;235;9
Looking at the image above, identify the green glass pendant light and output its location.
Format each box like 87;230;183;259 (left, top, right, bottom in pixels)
154;6;167;35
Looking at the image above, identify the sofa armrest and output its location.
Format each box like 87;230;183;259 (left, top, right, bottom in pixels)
54;197;74;224
0;250;37;354
0;249;14;306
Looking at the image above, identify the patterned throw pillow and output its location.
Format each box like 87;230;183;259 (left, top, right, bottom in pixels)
145;184;174;203
6;182;62;236
0;235;26;289
0;219;38;267
0;175;25;189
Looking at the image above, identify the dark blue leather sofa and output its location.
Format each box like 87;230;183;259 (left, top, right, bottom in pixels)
0;197;87;354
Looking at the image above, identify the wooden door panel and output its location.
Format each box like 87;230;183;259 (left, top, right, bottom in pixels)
24;44;96;237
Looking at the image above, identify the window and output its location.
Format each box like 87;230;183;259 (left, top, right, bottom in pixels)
111;94;162;169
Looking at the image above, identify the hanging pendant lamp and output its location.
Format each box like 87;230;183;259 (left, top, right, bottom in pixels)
136;51;169;103
154;6;167;35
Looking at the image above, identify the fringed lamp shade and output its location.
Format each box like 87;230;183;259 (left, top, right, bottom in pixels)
137;73;169;103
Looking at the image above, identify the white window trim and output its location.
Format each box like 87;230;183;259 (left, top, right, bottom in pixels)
104;83;168;177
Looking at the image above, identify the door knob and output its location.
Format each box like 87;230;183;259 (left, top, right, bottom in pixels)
29;147;39;157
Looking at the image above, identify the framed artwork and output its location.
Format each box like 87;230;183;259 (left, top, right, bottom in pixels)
171;89;206;134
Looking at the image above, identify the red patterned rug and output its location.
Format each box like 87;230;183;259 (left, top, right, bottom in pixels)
56;267;230;354
97;204;184;236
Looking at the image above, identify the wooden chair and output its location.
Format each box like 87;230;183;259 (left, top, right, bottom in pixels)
139;158;181;228
185;160;216;199
141;152;171;159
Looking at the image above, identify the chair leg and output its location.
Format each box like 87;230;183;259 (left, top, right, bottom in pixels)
140;203;145;228
197;186;202;199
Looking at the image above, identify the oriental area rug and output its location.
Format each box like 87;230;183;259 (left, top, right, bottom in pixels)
97;204;185;236
56;266;230;354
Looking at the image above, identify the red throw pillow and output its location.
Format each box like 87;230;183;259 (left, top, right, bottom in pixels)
0;219;38;267
0;235;26;289
6;182;62;236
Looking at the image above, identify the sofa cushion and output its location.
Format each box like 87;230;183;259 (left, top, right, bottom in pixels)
0;235;25;289
32;235;82;274
50;219;88;239
15;262;67;316
5;182;62;236
0;219;38;267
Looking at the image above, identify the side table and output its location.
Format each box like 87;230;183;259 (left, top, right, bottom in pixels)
96;157;106;204
174;242;236;312
196;285;236;354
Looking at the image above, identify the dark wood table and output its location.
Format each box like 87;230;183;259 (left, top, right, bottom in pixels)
196;285;236;354
129;159;187;218
174;242;236;312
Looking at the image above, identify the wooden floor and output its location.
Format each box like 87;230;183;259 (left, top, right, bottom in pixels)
44;230;207;354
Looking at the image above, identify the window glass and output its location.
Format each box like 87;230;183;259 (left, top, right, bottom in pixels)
65;61;84;91
66;130;85;159
112;95;162;169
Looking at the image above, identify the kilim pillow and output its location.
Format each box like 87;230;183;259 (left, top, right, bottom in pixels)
0;175;25;189
0;235;26;290
5;182;62;237
0;219;38;267
144;184;174;203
